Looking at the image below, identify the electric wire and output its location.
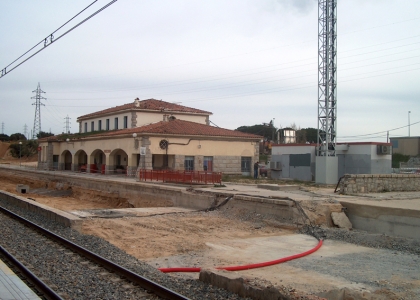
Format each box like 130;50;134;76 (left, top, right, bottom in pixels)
338;121;420;139
2;1;98;71
0;0;118;79
35;14;420;82
43;44;420;102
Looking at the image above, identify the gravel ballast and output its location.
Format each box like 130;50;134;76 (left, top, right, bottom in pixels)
1;193;420;300
0;198;250;300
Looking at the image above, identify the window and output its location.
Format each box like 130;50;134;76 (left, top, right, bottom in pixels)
98;120;102;131
91;121;94;132
106;119;110;130
123;116;128;129
185;156;194;171
53;155;59;170
241;157;251;172
114;117;118;130
84;122;87;133
203;156;213;171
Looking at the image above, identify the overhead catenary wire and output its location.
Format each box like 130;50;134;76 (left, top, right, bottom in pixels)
339;120;420;139
40;19;420;86
42;45;420;103
0;0;118;79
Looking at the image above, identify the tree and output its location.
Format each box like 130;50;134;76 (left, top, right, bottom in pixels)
299;128;318;144
236;122;277;141
0;134;10;142
9;133;27;141
8;140;38;158
36;131;54;139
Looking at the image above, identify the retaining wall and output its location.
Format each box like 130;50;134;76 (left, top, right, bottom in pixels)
0;168;299;227
338;174;420;194
339;200;420;240
0;190;83;230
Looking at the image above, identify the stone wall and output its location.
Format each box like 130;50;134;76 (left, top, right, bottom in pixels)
338;174;420;194
213;156;241;174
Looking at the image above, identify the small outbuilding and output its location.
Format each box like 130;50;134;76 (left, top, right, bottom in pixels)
270;142;392;182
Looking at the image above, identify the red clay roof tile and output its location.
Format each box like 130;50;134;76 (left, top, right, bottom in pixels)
77;98;212;120
93;119;262;139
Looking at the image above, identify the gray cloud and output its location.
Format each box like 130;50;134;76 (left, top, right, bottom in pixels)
275;0;317;14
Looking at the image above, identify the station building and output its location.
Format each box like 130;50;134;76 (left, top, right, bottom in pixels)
37;98;262;176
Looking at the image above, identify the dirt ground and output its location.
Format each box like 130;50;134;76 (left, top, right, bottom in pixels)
1;154;418;299
0;171;291;260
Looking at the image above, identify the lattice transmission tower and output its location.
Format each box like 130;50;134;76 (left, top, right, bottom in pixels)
23;124;28;139
64;115;71;134
317;0;337;156
31;83;46;139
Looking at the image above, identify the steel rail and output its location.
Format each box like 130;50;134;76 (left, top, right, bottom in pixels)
0;206;190;300
0;244;63;300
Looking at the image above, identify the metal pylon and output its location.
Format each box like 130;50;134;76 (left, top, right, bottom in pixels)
31;83;46;139
317;0;337;156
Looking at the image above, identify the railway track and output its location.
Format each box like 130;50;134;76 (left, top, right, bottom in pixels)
0;205;189;300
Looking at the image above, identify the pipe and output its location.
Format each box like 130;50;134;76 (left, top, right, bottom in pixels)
158;239;322;273
217;239;322;271
334;176;344;193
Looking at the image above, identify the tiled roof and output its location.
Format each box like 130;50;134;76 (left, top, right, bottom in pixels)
77;98;212;120
93;119;262;139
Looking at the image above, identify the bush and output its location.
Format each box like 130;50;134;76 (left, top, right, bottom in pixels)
0;134;10;142
392;153;410;168
8;140;38;159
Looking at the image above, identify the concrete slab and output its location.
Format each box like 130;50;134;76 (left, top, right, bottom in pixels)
340;198;420;240
257;184;300;191
70;207;195;218
331;212;352;229
153;233;419;299
0;259;41;300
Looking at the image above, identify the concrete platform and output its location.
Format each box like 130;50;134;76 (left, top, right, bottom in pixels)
340;197;420;240
154;234;420;299
0;258;41;300
1;165;420;239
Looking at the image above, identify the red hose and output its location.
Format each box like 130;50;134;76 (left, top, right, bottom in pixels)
217;239;322;271
158;239;322;273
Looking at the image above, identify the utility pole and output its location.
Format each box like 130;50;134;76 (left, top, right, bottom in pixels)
1;122;4;134
64;115;71;134
31;83;46;139
272;118;276;143
408;111;411;137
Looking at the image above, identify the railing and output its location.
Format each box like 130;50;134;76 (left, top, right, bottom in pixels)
138;169;222;185
399;163;420;174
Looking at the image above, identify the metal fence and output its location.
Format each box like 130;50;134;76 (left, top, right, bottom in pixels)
138;169;222;185
397;163;420;174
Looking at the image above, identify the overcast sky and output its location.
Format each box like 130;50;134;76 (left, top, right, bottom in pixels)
1;0;419;142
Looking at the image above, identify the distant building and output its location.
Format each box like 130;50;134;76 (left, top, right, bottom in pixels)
270;142;392;182
390;136;420;156
278;128;296;144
